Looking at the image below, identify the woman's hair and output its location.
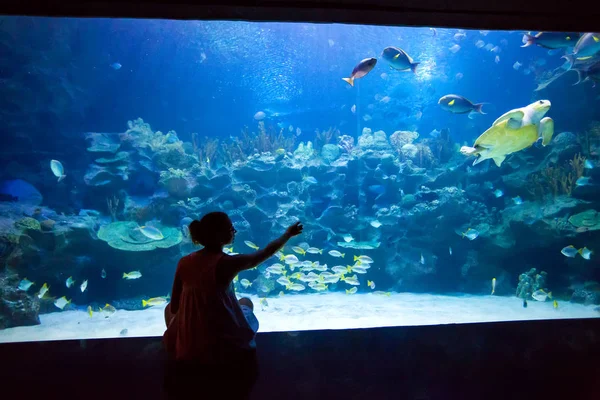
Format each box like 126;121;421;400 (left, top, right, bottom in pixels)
189;211;232;248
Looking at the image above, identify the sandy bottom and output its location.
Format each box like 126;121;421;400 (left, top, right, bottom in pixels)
0;292;598;343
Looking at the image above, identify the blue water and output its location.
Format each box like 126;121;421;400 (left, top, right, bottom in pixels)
1;17;600;335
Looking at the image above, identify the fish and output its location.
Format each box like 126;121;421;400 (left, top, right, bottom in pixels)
449;44;461;54
254;111;266;120
338;240;380;250
245;241;259;250
584;160;595;169
522;32;580;49
475;40;485;48
328;250;345;258
332;266;347;274
493;189;504;198
351;104;356;114
370;220;382;228
122;271;142;280
110;62;122;70
368;185;386;196
381;46;419;73
279;291;285;297
459;228;480;241
454;32;466;41
277;277;291;286
513;61;522;70
354;255;374;264
292;246;306;255
18;278;35;291
350;265;369;274
430;28;437;36
142;296;168;307
374;291;391;296
367;280;376;289
342;57;377;86
306;247;323;254
54;296;71;310
66;276;76;288
328;39;334;47
259;298;269;309
50;160;66;182
512;196;523;205
491;46;500;53
438;95;486;115
532;289;552;302
573;33;600;59
100;303;116;317
135;226;164;241
576;177;591;186
449;247;453;255
580;247;593;260
282;254;299;264
561;245;592;259
341;274;360;286
0;179;43;205
341;234;354;243
491;278;496;295
101;269;107;279
495;55;500;64
455;72;464;80
553;300;559;309
309;282;328;291
523;299;528;308
87;305;93;318
296;128;301;136
304;176;318;184
80;280;88;293
420;253;425;265
345;287;358;294
286;283;306;291
37;283;49;299
240;279;252;288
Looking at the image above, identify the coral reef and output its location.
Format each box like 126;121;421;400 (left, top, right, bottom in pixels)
0;272;40;329
97;221;182;251
526;153;585;199
516;268;547;300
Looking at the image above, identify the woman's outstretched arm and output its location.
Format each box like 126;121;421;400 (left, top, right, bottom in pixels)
218;222;303;285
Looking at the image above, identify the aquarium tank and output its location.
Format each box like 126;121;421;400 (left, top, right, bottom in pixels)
0;16;599;343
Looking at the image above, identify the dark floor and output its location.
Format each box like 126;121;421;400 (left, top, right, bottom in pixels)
1;318;599;399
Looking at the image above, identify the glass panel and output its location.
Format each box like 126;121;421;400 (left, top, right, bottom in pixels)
0;16;599;343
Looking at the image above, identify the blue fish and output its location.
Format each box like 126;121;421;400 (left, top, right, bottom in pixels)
0;179;43;205
110;62;122;70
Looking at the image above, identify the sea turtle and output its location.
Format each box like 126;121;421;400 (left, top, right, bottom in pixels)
460;100;554;167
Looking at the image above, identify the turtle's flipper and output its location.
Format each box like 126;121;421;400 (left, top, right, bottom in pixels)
540;117;554;146
492;156;506;167
493;109;524;127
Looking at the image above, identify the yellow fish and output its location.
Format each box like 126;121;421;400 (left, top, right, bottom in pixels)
345;287;357;294
244;241;259;250
292;246;306;255
553;300;559;309
491;278;496;295
367;280;376;289
87;305;93;318
142;297;168;307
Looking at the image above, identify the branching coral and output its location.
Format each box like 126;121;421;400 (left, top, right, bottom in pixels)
106;196;119;221
527;153;585;199
578;121;600;156
314;127;340;151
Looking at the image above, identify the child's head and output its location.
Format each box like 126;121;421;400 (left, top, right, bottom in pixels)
189;212;236;249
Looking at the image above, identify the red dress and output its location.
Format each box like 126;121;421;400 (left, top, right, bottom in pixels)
163;250;256;363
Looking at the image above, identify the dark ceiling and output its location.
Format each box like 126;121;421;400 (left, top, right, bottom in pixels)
2;0;600;31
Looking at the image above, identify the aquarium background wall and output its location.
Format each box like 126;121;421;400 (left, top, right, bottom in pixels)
1;16;599;342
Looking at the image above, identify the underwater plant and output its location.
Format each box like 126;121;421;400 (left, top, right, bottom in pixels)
106;196;119;221
314;127;341;151
526;153;586;199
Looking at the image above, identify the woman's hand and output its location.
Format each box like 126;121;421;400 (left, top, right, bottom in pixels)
285;221;303;238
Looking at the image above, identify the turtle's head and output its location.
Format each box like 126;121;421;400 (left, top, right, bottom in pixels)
530;99;551;119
